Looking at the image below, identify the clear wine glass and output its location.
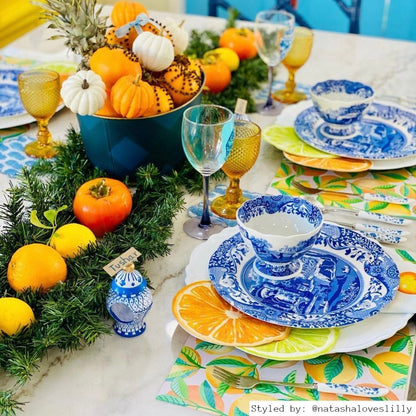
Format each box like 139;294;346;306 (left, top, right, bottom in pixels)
273;26;314;104
254;9;295;115
17;69;61;158
182;104;235;240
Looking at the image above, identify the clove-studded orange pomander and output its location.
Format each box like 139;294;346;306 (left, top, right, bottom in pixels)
105;26;137;50
158;55;203;107
141;85;174;116
110;73;155;118
89;46;142;89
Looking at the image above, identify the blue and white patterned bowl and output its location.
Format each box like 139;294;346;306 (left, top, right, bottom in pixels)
310;79;374;137
236;195;323;279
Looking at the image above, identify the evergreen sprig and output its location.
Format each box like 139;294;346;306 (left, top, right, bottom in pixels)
0;128;199;415
0;26;266;414
185;29;268;113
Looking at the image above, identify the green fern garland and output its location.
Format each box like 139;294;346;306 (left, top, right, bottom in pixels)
0;128;201;415
0;24;266;415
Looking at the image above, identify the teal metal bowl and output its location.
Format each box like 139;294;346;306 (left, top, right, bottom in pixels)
77;84;203;178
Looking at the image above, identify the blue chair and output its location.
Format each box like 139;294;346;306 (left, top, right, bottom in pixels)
208;0;362;33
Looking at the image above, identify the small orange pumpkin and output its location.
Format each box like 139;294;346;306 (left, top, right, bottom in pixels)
110;74;155;118
89;46;142;89
110;0;148;27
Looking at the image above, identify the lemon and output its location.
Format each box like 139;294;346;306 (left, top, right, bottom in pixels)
262;125;336;159
0;297;35;336
204;47;240;71
50;223;97;259
239;327;340;361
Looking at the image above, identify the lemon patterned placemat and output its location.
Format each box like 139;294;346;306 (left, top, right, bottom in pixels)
267;161;416;219
157;323;415;415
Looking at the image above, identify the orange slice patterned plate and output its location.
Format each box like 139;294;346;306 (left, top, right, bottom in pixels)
283;152;373;172
172;280;290;347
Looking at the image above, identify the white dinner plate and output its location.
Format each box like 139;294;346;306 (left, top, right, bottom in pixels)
185;226;413;353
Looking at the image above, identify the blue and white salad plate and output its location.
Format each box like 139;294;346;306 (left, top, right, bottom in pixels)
208;222;399;328
0;69;25;119
294;102;416;160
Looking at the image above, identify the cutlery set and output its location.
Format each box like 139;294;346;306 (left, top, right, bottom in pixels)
290;179;413;245
211;366;389;398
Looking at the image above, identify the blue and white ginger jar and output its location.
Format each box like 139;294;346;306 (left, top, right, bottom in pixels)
106;264;153;338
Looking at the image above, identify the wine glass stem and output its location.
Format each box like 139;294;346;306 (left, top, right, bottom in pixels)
265;65;275;107
285;70;296;94
200;174;212;228
226;177;242;205
37;118;53;147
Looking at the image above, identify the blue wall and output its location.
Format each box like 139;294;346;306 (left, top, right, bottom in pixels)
186;0;416;41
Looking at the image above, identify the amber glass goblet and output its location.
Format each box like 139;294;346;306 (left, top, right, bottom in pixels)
211;120;261;219
273;26;313;104
18;69;61;158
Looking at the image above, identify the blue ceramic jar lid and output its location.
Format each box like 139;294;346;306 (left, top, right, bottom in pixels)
111;263;147;297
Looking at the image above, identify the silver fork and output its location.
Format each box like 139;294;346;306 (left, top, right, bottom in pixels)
211;366;388;398
291;179;411;226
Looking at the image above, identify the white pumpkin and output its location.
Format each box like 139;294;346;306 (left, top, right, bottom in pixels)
132;31;174;72
61;70;106;116
163;17;189;55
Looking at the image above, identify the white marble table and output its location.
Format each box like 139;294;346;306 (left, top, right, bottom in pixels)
1;9;416;415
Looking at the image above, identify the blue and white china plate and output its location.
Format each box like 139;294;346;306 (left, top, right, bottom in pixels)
294;102;416;160
185;226;412;353
0;69;25;119
208;223;399;329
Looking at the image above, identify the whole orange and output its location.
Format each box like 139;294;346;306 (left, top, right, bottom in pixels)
7;243;67;293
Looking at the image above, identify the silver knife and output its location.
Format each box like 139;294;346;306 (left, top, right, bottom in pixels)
309;382;389;397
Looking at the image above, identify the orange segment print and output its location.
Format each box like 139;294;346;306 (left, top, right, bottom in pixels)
172;281;290;346
283;152;372;173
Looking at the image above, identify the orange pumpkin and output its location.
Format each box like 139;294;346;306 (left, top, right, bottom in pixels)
110;74;155;118
89;46;142;89
110;1;148;27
